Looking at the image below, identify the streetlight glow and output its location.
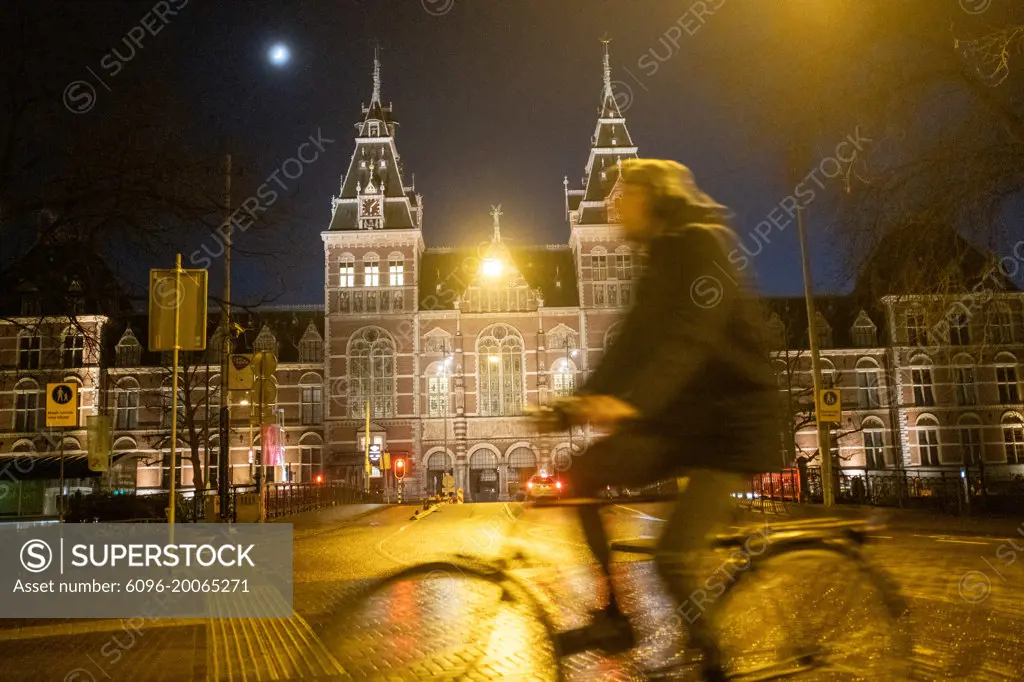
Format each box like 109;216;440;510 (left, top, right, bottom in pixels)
268;43;290;66
481;258;502;277
488;355;500;364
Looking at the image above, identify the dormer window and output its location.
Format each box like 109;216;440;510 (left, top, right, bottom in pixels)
360;160;367;168
21;296;41;317
368;122;380;136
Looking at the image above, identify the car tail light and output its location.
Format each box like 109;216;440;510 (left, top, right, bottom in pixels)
555;481;562;490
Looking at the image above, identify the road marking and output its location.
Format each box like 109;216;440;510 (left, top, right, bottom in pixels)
935;539;992;545
868;535;894;540
613;504;666;522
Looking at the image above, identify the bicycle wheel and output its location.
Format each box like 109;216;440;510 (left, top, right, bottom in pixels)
319;559;563;681
707;543;913;680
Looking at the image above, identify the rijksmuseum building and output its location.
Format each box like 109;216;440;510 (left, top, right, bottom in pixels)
1;50;1023;509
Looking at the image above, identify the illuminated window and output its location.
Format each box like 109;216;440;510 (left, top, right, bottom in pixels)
364;256;380;287
477;324;524;416
115;378;140;430
348;327;396;418
389;258;405;286
339;259;355;288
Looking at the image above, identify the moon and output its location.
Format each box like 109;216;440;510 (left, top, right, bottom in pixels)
268;43;290;66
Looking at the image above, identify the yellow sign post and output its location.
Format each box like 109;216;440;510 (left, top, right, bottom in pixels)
818;388;842;423
46;383;78;427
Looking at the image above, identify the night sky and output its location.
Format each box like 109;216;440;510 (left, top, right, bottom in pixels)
16;0;849;306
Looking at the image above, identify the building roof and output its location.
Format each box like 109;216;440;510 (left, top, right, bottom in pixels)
761;295;887;350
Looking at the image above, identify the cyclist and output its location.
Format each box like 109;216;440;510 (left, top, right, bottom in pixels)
538;159;781;679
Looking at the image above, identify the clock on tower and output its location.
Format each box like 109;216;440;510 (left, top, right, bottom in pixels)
361;198;381;217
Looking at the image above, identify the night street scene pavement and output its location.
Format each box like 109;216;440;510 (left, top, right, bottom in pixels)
2;502;1024;680
5;1;1024;680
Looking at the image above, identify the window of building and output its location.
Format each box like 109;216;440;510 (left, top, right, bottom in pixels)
592;253;608;281
911;367;934;406
116;333;141;367
388;257;404;286
299;437;323;483
300;385;323;425
917;421;940;466
18;335;41;370
63;331;85;368
987;305;1014;344
820;360;837;389
427;367;449;418
14;380;40;432
953;365;977;406
298;323;323;363
21;296;41;316
959;423;982;465
851;312;877;347
615;253;632;280
997;365;1020;404
856;362;881;409
594;284;606;307
906;308;927;346
348;327;396;418
477;324;524;417
1003;416;1024;464
864;428;885;468
814;313;832;350
339;258;355;288
253;325;278;356
620;283;632;307
950;310;970;346
364;256;380;287
115;379;140;430
552;358;576;398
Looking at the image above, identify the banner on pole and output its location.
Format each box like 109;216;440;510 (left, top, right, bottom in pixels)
87;415;112;472
148;268;208;351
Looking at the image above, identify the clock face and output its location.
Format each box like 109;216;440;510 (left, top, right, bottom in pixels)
362;198;381;216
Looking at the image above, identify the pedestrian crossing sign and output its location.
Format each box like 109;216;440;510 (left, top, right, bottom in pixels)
818;388;841;423
46;383;78;427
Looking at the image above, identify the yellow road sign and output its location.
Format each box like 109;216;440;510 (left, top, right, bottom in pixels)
46;383;78;427
149;267;208;351
818;388;842;423
229;354;255;390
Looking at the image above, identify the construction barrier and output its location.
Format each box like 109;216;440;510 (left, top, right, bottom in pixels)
456;488;464;504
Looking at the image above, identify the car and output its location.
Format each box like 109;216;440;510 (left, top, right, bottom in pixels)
526;474;563;500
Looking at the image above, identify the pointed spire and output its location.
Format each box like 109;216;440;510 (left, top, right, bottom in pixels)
602;38;613;102
490;204;503;242
372;44;382;103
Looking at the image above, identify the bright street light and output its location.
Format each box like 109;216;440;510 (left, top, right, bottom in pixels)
488;355;500;364
239;399;250;406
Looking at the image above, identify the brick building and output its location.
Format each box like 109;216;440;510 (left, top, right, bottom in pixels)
2;48;1022;510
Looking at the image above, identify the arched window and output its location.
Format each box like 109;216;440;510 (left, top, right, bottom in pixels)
910;356;935;407
299;373;323;425
111;437;138;490
62;327;85;368
862;417;885;469
114;378;140;430
551;358;577;398
17;332;41;370
364;253;380;287
851;311;877;348
299;433;323;483
477;324;524;416
14;379;41;432
952;354;977;407
958;414;983;465
1003;414;1024;464
819;358;837;389
856;358;881;409
915;415;940;467
348;327;396;418
590;247;608;281
426;361;450;418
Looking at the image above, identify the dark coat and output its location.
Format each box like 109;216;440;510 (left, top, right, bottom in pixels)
579;221;782;476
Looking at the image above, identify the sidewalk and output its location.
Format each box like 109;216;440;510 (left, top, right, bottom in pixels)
740;500;1024;538
273;503;388;536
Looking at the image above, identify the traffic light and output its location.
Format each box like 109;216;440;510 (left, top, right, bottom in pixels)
314;474;324;485
394;458;406;479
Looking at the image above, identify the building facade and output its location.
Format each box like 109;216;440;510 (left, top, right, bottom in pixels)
1;49;1023;510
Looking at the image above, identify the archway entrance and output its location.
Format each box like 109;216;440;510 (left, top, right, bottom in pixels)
469;450;499;502
426;451;453;496
506;447;537;500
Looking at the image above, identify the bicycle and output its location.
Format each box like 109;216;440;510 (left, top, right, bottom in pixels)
320;408;912;680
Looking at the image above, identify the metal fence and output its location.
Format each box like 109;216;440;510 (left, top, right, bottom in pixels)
793;465;1024;515
65;482;368;523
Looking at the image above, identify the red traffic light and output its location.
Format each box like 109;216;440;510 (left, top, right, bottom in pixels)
314;474;324;484
396;459;404;469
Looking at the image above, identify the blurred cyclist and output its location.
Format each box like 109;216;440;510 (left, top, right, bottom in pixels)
536;159;780;679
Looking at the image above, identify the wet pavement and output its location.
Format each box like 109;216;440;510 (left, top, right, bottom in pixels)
2;501;1023;680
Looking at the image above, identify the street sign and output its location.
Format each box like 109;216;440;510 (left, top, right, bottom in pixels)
383;451;391;470
818;388;842;423
255;351;277;378
148;268;208;351
442;473;455;494
46;383;78;427
87;415;112;472
229;354;255;390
